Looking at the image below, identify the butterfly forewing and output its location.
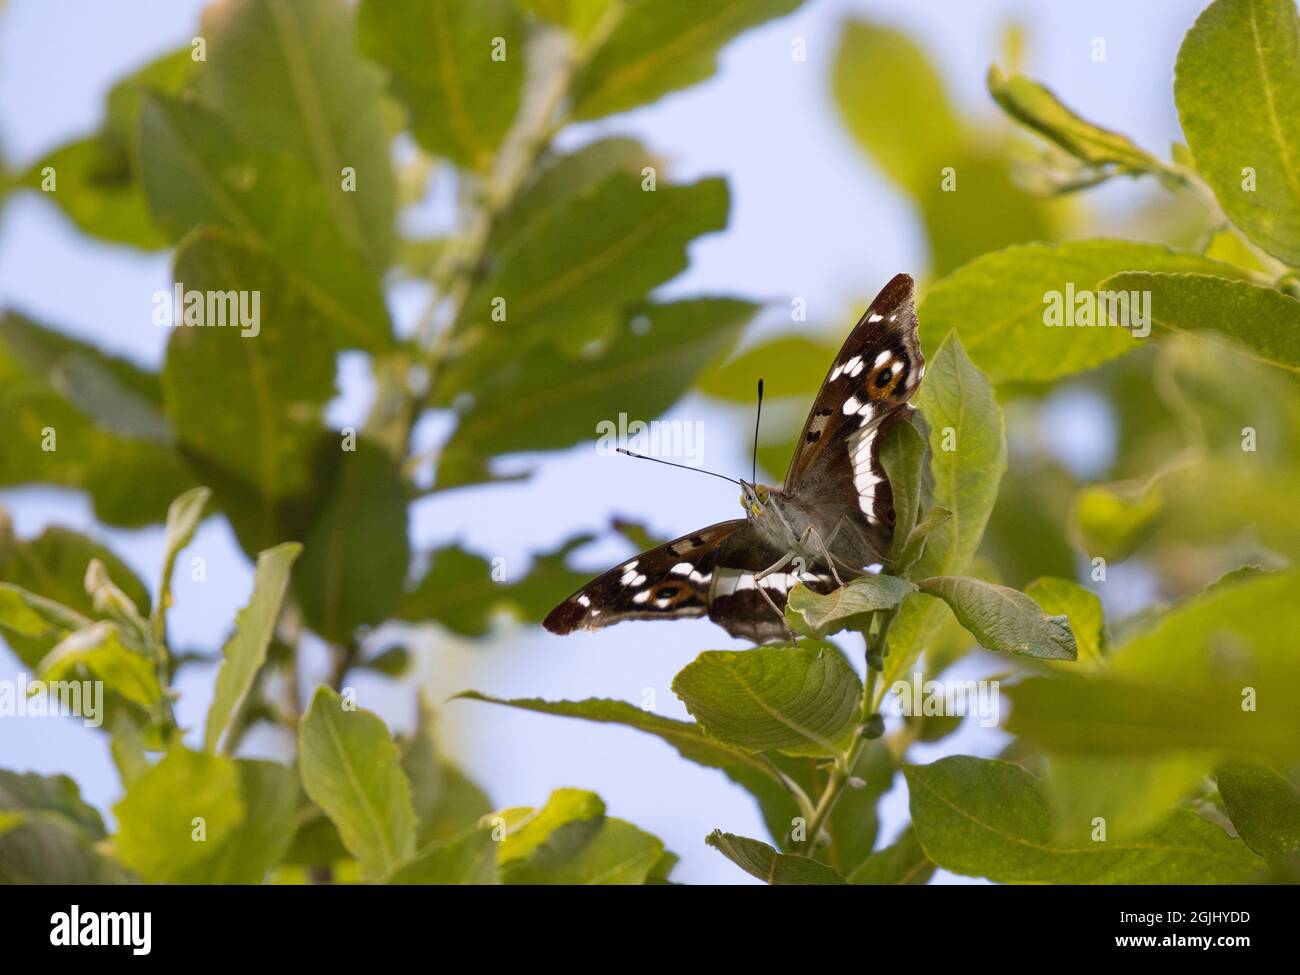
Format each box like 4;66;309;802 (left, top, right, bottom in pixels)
783;273;924;531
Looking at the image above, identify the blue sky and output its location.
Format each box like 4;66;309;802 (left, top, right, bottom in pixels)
0;0;1207;884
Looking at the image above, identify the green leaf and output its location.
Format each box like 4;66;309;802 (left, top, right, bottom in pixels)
112;746;245;882
0;770;107;840
439;298;754;485
447;176;731;397
15;46;195;249
1175;0;1300;265
905;756;1264;883
495;789;667;885
204;542;301;752
0;587;85;648
21;137;166;249
156;487;210;634
38;622;161;710
0;313;194;527
498;789;604;866
0;811;127;884
917;241;1249;384
1215;759;1300;862
399;696;492;846
298;685;417;881
883;333;1005;688
1024;577;1105;669
177;759;298;883
1046;753;1215;842
696;333;839;403
988;65;1166;174
388;826;499;884
847;827;935;885
358;0;525;171
397;545;502;636
163;229;338;505
455;692;779;781
292;440;410;643
1068;478;1164;562
507;816;666;885
894;505;951;577
671;643;862;757
918;148;1054;278
915;576;1077;661
138;94;391;351
197;0;395;268
571;0;804;120
879;416;928;562
832;19;962;197
706;830;845;885
493;138;657;252
785;574;916;639
1101;272;1300;376
1007;568;1300;758
515;0;613;39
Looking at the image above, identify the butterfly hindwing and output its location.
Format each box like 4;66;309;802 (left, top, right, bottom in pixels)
783;273;924;533
707;524;839;643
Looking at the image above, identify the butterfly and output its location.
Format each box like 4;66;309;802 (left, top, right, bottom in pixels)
544;273;925;643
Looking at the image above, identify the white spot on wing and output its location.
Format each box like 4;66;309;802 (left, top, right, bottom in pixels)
868;313;883;323
577;594;591;607
633;590;651;604
843;394;862;415
670;562;693;576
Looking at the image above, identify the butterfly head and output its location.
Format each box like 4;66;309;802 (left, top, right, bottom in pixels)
739;481;771;518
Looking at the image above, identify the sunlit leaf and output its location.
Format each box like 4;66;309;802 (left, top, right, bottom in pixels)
918;240;1249;384
906;756;1263;883
204;542;301;752
832;19;962;197
883;334;1005;689
1175;0;1300;264
113;745;245;882
298;686;417;881
1101;272;1300;376
672;642;862;757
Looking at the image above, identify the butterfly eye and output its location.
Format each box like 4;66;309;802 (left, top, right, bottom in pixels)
755;485;769;503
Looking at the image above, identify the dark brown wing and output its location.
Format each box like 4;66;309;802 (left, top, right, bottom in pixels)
543;520;838;643
544;521;748;634
783;273;924;531
707;524;838;643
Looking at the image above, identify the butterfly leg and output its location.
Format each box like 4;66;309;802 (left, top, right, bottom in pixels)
799;524;845;588
753;551;797;640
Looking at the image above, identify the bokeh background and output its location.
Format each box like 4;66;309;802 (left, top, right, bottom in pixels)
0;0;1222;883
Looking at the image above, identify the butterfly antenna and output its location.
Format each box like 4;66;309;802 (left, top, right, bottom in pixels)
752;378;764;484
615;448;741;486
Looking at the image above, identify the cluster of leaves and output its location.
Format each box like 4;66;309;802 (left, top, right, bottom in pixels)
1;0;1298;884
